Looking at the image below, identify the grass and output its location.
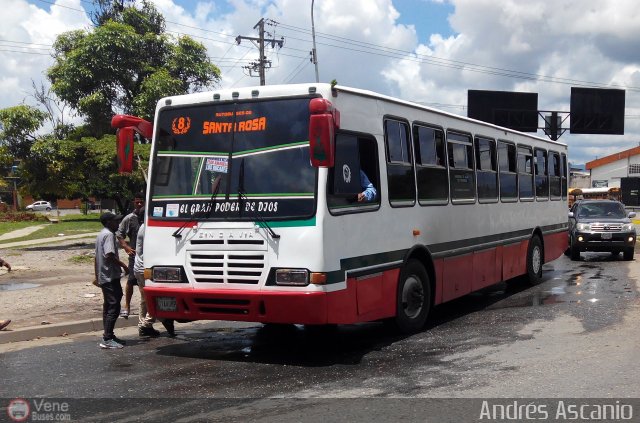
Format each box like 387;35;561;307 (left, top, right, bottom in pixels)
68;254;95;264
0;213;102;244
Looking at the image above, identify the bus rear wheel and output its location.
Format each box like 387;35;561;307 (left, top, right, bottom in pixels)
526;235;544;285
394;260;431;334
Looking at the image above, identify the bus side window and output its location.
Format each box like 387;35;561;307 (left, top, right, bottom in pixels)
475;136;497;202
549;151;562;199
498;140;517;201
447;131;476;203
517;145;534;200
413;124;448;205
534;148;549;200
384;118;415;207
327;133;380;214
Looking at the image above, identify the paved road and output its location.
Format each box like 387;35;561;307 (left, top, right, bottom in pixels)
1;248;639;421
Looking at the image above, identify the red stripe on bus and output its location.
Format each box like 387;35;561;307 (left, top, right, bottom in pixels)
543;231;568;263
147;218;197;228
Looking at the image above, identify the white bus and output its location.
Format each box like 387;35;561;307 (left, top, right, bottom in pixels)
135;83;568;333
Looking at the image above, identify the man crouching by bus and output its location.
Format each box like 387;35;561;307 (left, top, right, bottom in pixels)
95;212;129;349
134;214;176;337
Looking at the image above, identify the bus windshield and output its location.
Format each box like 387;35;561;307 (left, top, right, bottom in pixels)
149;97;316;221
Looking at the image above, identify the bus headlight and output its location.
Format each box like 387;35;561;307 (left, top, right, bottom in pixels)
153;266;183;283
622;223;634;231
576;223;591;231
275;269;309;286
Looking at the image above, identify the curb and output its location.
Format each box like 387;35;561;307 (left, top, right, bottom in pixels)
0;316;139;344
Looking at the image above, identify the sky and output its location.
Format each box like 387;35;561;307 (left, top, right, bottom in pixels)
2;0;640;166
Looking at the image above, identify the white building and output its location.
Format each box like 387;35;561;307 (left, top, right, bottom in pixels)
569;170;590;189
585;145;640;188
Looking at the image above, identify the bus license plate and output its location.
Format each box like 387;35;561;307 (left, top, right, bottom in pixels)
156;297;177;312
601;233;612;240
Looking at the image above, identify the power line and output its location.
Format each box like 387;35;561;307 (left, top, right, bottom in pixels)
282;56;310;84
0;49;50;56
33;0;86;13
273;21;640;92
27;1;640;93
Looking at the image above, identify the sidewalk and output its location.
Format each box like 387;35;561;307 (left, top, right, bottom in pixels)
0;231;115;344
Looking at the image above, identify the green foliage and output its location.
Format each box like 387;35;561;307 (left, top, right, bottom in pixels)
48;0;220;137
132;69;183;121
0;105;46;159
20;135;150;212
2;1;219;213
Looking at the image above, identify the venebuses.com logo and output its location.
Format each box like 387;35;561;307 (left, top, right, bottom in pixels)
6;398;30;422
6;398;71;422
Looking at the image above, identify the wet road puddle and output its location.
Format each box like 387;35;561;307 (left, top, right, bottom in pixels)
0;282;41;291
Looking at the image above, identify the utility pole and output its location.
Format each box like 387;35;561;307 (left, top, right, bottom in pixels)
236;18;284;85
311;0;319;82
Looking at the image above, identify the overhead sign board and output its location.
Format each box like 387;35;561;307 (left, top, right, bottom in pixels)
468;90;538;132
570;88;625;135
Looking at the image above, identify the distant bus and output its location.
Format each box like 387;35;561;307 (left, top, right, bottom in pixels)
568;187;621;208
124;83;568;333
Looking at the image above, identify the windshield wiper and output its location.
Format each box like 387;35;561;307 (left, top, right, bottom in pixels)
172;175;222;238
237;158;280;240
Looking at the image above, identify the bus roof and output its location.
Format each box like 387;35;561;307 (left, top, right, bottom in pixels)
156;83;566;148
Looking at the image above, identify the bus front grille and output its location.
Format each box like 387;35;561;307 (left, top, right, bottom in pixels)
188;251;265;285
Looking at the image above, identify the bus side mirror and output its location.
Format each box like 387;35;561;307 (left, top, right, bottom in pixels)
111;114;153;139
116;127;135;173
309;98;339;168
111;114;153;174
629;212;636;219
568;211;574;218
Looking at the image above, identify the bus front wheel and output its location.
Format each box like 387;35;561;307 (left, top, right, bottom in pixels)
394;260;431;334
526;236;544;285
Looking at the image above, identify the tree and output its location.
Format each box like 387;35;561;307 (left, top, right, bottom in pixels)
0;105;46;160
20;135;150;213
47;0;220;136
30;81;75;140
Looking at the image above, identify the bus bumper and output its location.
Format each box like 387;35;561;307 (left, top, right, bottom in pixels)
144;286;331;325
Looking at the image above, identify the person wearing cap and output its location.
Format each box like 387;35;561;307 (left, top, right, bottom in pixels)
95;211;129;349
116;192;145;320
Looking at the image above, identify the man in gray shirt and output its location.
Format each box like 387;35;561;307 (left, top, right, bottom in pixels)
95;212;129;349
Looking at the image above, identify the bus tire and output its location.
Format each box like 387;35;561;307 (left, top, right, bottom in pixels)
526;235;544;285
623;248;634;261
394;259;431;334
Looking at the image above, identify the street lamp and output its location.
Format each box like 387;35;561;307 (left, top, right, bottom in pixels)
311;0;319;82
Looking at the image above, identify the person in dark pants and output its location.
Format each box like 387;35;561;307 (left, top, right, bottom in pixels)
0;256;12;331
134;222;175;337
95;212;129;349
116;193;145;319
